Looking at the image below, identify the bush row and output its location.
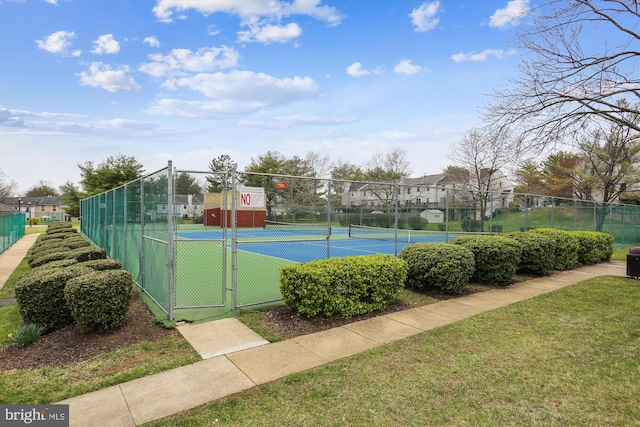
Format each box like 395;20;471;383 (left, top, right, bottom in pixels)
398;229;614;295
15;223;131;334
280;254;407;317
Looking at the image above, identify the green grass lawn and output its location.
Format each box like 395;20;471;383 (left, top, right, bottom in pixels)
146;276;640;426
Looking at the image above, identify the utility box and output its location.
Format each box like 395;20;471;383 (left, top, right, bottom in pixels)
627;247;640;278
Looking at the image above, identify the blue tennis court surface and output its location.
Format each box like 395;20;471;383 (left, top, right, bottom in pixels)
177;227;451;263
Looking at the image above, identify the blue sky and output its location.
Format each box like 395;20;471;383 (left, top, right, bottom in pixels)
0;0;532;194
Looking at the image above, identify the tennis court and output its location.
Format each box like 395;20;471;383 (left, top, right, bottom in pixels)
176;223;458;264
172;223;460;312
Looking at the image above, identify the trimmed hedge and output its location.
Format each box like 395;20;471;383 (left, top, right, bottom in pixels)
530;228;579;270
15;266;94;333
451;235;523;286
507;231;556;275
47;222;73;231
31;258;79;271
46;228;78;236
399;243;475;294
28;248;74;268
65;270;133;333
572;231;614;265
30;239;66;255
68;246;107;262
65;239;92;250
280;254;407;318
79;259;123;271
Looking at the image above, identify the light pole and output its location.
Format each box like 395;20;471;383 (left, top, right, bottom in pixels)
17;196;21;214
27;202;32;227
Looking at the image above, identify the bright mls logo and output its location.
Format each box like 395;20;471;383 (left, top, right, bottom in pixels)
2;405;69;426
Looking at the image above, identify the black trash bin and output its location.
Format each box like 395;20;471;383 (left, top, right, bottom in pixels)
627;247;640;278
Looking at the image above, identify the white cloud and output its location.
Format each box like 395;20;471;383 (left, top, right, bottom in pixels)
393;59;421;75
276;114;356;125
44;0;58;5
451;48;516;62
91;34;120;55
238;23;302;44
77;62;141;92
152;0;342;45
152;0;343;26
147;70;317;117
143;36;161;47
35;30;75;54
167;70;317;101
410;1;440;32
489;0;530;29
145;98;264;118
139;46;240;78
346;62;370;77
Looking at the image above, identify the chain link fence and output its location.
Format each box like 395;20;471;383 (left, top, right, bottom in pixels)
0;212;25;254
80;162;640;320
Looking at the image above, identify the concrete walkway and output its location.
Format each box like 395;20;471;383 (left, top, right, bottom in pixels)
0;233;40;291
0;234;628;426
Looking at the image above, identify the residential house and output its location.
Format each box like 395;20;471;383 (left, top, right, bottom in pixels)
4;196;67;221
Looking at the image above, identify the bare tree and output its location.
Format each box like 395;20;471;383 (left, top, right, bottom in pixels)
487;0;640;149
0;169;17;203
364;148;412;207
449;126;522;231
579;108;640;229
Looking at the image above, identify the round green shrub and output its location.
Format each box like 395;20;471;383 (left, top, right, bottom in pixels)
530;228;579;270
399;243;475;294
407;215;428;230
507;232;556;275
15;266;94;333
65;270;133;333
571;231;614;265
280;254;407;318
451;235;522;286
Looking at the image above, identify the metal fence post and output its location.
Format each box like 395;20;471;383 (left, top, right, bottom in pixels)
327;179;331;259
167;161;175;321
123;183;128;271
394;184;399;256
445;189;449;242
231;169;238;310
489;192;494;234
140;178;145;289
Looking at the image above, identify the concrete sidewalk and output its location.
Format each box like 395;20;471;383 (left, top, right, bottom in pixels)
56;261;626;427
0;233;40;291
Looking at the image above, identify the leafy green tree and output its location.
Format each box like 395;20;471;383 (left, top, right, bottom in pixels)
331;161;365;204
59;181;82;218
25;180;59;197
241;151;287;219
513;161;546;195
79;154;144;195
175;172;202;195
206;154;237;193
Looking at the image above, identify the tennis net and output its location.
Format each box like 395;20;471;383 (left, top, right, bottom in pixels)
260;220;330;241
348;224;452;243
